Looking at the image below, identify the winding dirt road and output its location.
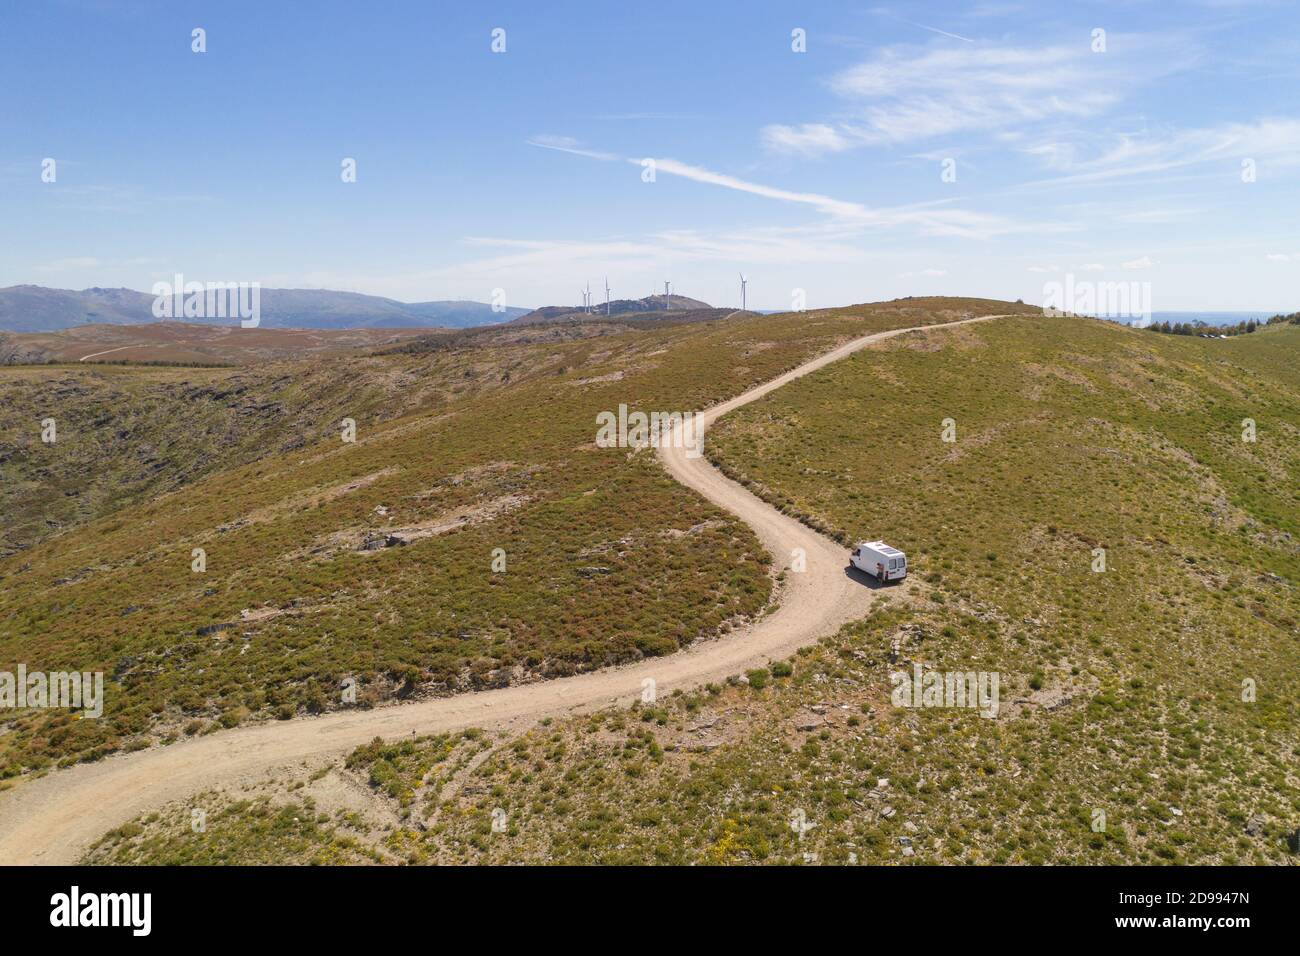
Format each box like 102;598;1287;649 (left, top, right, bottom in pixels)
0;314;1000;865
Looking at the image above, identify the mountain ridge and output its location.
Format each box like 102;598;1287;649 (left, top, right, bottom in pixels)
0;285;530;332
511;293;713;324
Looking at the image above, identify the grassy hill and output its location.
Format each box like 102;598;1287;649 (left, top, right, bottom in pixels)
0;337;549;557
83;310;1298;865
1;298;1021;776
0;322;435;366
512;293;713;324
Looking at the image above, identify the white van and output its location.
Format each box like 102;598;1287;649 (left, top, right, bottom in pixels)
850;541;907;582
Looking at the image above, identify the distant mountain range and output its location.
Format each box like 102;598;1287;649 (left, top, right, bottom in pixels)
0;285;530;332
511;293;713;325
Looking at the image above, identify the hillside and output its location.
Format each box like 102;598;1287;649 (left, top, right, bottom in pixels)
0;285;527;332
512;293;714;325
0;347;535;557
74;310;1299;866
1;298;1028;779
0;322;436;367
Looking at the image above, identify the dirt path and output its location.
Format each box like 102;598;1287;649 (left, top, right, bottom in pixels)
78;344;156;362
0;314;1002;865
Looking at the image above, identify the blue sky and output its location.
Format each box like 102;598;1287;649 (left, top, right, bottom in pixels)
3;0;1299;311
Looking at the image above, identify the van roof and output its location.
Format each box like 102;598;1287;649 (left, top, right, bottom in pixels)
859;540;903;555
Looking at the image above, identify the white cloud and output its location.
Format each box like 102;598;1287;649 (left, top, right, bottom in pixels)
1020;141;1078;171
895;20;973;43
825;39;1175;143
1265;252;1300;261
765;33;1194;159
525;129;1069;242
527;135;618;162
1019;119;1300;186
899;268;948;278
37;256;101;271
642;156;1058;239
1121;256;1155;270
643;157;871;220
761;123;852;158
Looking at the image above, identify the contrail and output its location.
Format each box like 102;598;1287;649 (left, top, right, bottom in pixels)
898;17;974;43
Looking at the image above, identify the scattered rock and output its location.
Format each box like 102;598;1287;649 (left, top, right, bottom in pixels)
111;656;138;682
792;712;825;732
880;806;896;819
1244;813;1266;836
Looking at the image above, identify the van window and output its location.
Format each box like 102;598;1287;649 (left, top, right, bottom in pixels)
888;558;899;570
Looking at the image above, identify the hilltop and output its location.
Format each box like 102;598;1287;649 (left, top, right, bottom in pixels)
511;292;714;324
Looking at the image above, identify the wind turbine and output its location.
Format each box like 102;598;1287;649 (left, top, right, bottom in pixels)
739;272;748;311
604;277;611;316
584;281;591;314
663;280;672;310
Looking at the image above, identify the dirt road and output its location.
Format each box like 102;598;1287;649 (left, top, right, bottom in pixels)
78;344;155;362
0;314;1000;865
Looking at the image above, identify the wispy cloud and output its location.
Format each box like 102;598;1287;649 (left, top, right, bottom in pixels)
1016;118;1300;186
761;123;853;158
36;256;102;272
589;112;700;121
650;156;1069;239
639;157;871;220
654;156;1068;239
527;133;1052;240
762;33;1195;157
263;226;874;302
49;184;214;214
891;17;973;43
527;135;619;162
